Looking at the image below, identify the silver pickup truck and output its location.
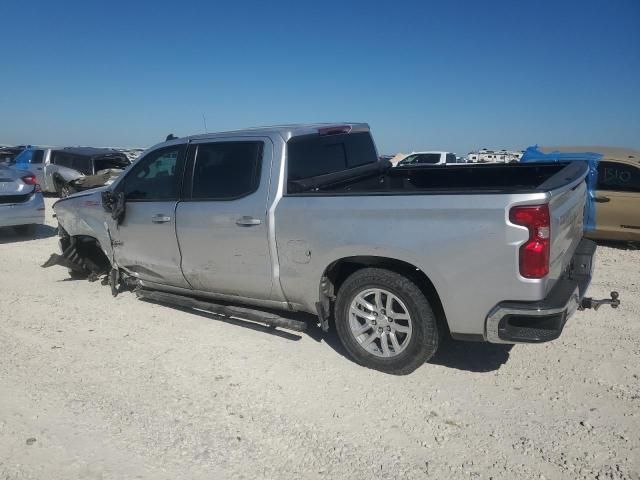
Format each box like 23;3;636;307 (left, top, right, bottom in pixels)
49;123;618;373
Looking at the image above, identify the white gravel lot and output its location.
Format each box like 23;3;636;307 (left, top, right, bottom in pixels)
0;197;638;480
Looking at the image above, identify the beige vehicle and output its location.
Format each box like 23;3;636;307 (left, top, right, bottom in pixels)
589;154;640;242
540;147;640;242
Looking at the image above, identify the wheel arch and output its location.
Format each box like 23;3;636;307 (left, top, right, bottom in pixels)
58;227;112;274
318;256;449;336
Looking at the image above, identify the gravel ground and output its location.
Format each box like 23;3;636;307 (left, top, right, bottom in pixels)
0;198;638;480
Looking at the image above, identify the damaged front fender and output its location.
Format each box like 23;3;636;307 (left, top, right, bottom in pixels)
41;232;112;280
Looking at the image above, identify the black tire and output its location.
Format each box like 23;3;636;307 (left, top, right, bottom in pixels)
334;268;439;375
68;269;89;280
60;184;73;198
13;224;37;237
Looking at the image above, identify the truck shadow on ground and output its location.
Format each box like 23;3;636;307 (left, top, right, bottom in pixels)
428;337;513;372
595;239;639;250
0;225;57;244
139;300;304;342
136;300;512;373
301;314;513;373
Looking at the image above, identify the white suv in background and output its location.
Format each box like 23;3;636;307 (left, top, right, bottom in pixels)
396;151;460;166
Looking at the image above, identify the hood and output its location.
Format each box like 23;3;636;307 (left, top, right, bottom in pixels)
53;185;110;208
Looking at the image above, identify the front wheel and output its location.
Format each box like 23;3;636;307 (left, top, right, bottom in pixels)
334;268;440;375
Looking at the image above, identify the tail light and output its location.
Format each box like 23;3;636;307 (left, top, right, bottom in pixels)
21;175;41;192
509;204;551;279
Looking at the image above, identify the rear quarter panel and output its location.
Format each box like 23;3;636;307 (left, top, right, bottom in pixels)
275;192;552;337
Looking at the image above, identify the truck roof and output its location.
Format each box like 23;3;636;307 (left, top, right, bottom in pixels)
183;123;370;142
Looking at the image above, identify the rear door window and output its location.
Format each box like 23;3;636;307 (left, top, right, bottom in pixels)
189;142;263;200
597;161;640;193
287;132;378;181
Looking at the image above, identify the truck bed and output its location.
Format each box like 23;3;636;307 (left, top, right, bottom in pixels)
287;162;586;196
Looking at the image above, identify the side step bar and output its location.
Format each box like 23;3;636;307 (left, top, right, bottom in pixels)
136;289;307;332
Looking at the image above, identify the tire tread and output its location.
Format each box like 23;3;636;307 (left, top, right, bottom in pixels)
334;267;439;375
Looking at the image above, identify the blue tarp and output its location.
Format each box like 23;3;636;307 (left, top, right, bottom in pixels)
520;146;602;232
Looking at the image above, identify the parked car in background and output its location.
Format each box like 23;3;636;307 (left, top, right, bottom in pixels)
396;151;458;166
587;151;640;242
48;123;618;374
0;165;45;235
0;145;27;166
527;146;640;243
14;147;130;195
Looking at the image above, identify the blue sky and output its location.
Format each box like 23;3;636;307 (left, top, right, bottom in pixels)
1;0;638;154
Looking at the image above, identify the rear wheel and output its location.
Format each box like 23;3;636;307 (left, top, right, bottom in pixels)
334;268;439;374
13;224;37;237
60;184;74;198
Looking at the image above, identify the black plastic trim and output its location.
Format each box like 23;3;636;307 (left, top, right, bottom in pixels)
450;333;485;342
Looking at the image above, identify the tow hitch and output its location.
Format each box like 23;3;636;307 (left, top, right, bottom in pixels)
579;291;620;311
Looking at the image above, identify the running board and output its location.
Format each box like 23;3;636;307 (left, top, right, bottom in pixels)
136;289;307;332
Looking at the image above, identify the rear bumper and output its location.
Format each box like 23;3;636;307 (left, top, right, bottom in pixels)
0;192;46;228
485;238;596;344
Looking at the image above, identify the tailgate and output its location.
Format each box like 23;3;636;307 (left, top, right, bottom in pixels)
546;176;588;291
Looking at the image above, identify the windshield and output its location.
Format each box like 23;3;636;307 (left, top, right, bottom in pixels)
13;149;34;164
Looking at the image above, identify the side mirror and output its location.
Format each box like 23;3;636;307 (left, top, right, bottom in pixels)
102;190;126;224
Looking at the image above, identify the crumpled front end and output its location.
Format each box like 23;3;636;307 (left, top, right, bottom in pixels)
44;190;114;279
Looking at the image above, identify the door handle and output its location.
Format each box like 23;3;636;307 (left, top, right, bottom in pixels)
151;214;171;224
236;216;261;226
594;196;610;203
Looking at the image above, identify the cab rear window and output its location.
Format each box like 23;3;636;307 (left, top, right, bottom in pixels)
287;132;378;181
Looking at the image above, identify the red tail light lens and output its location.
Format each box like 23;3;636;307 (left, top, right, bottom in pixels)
21;175;41;192
509;204;551;279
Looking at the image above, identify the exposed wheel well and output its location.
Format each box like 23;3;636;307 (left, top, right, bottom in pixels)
59;229;111;274
321;256;449;336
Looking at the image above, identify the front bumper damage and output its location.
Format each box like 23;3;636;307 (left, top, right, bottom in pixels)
485;239;620;344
